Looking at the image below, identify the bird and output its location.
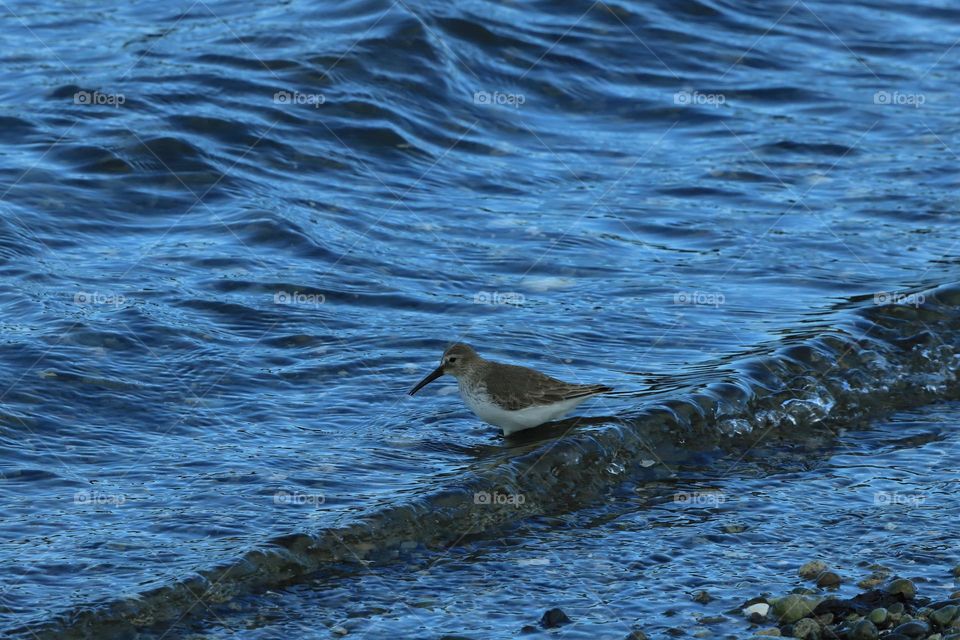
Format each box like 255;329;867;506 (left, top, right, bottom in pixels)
409;343;612;435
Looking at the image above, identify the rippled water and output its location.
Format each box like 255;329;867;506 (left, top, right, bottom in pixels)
1;0;958;637
161;401;960;639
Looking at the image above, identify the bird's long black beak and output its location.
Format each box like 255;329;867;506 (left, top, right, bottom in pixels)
409;365;444;395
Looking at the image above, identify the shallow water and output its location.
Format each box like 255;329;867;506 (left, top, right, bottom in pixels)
165;401;960;639
0;0;958;636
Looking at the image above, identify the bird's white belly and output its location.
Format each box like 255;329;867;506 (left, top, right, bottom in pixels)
460;385;586;435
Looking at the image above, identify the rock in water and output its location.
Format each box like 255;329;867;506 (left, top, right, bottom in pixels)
540;608;571;628
799;561;829;580
744;602;771;618
772;594;820;624
816;571;842;588
887;579;917;600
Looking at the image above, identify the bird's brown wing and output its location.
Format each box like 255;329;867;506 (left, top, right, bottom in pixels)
483;363;612;410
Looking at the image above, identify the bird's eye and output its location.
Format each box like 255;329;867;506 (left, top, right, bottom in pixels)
448;356;458;363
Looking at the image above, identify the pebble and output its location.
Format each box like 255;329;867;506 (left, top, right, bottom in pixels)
888;578;918;600
850;619;879;640
540;608;571;628
331;627;348;636
625;631;647;640
890;602;906;615
772;594;819;624
893;620;930;638
816;571;842;588
953;565;960;578
868;607;889;626
744;603;771;618
799;561;829;580
933;605;960;627
792;617;820;639
755;629;781;637
692;590;713;604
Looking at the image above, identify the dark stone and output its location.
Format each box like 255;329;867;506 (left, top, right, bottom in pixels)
665;628;685;637
849;619;879;640
813;589;911;619
625;631;648;640
887;579;917;600
932;604;960;627
692;590;713;604
539;608;571;628
891;620;928;638
817;572;843;588
520;625;538;634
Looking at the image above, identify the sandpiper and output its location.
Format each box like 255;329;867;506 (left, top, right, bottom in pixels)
409;343;612;435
